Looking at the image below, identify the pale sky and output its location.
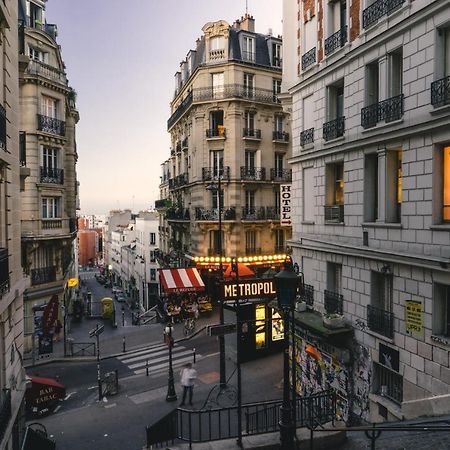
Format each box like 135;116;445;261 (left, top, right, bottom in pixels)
46;0;283;215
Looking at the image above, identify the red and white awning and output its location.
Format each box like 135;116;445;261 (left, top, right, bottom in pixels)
159;268;205;293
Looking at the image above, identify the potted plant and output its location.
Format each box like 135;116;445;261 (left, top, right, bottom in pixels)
323;313;345;329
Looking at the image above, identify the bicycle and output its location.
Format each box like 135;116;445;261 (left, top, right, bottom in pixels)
183;316;196;336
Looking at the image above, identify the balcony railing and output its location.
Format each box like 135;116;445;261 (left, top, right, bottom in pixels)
323;116;345;141
242;207;266;220
300;128;314;146
361;94;404;129
240;167;266;181
167;90;193;130
367;305;394;338
266;207;280;220
374;362;403;404
302;47;316;70
0;248;9;299
169;173;188;190
0;389;11;443
206;127;226;138
243;128;261;139
299;284;314;307
202;166;230;182
324;26;348;56
40;166;64;184
209;49;225;61
27;60;68;84
324;205;344;223
270;168;292;182
431;76;450;108
0;104;6;151
324;290;343;315
166;208;190;221
42;219;62;229
20;131;26;165
37;114;66;136
363;0;405;29
272;131;289;142
195;207;236;221
31;266;57;286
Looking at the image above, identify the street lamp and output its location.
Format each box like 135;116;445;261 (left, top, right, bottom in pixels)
165;322;177;402
206;169;226;386
274;259;299;450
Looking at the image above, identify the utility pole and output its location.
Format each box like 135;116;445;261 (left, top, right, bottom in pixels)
89;324;105;402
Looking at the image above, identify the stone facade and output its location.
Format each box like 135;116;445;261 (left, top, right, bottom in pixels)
283;0;450;423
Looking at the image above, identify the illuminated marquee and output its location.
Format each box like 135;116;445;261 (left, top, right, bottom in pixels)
222;279;276;301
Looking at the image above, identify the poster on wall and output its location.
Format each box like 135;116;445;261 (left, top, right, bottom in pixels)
405;300;424;338
271;309;284;341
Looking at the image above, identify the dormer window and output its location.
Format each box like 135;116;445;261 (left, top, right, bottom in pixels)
29;45;48;63
209;36;225;61
29;1;44;29
242;36;255;62
272;43;282;67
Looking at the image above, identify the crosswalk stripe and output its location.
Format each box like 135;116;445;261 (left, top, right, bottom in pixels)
117;343;167;362
127;348;192;369
121;346;187;365
133;354;200;375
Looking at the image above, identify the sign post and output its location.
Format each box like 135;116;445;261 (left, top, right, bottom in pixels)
89;324;104;401
206;323;237;336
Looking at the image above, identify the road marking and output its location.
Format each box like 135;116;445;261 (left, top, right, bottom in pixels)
64;392;76;400
121;346;187;365
104;403;116;409
133;354;199;375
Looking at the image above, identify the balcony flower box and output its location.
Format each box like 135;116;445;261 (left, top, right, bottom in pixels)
323;313;345;329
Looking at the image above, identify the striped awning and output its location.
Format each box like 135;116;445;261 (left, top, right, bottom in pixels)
159;268;205;293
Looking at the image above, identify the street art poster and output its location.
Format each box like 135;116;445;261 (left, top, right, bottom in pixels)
352;344;371;422
405;300;424;338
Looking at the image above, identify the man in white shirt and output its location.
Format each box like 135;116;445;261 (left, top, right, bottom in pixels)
179;362;197;406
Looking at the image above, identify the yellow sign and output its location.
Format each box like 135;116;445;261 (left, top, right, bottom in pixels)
101;297;114;319
405;300;423;335
67;278;79;288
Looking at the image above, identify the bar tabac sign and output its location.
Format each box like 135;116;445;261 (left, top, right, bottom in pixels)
222;279;277;302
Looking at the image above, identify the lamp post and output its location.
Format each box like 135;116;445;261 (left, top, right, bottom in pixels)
207;169;226;386
165;322;177;402
274;259;299;450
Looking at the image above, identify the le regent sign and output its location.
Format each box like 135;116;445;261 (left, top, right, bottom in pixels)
221;279;277;302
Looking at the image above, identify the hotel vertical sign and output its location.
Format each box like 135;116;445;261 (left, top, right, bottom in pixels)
280;184;292;226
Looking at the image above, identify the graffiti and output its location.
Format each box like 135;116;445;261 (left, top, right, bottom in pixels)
352;344;371;422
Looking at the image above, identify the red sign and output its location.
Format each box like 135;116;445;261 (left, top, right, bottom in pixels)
42;295;59;336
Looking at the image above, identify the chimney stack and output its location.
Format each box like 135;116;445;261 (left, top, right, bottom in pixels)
240;14;255;32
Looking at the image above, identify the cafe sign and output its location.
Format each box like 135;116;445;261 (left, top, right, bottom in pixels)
222;279;276;301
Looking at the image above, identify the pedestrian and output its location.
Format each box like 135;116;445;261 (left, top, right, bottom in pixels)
179;362;197;406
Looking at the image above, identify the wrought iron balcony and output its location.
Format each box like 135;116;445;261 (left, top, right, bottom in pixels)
195;207;236;221
300;128;314;146
167;90;193;130
270;168;292;182
363;0;405;29
324;290;343;315
166;207;190;221
324;205;344;223
243;128;261;139
299;283;314;307
40;166;64;184
323;116;345;141
240;167;266;181
20;131;26;165
0;389;11;443
302;47;316;71
0;104;6;151
242;206;266;220
37;114;66;136
367;305;394;338
272;131;289;142
202;166;230;182
431;76;450;108
169;173;188;190
31;266;56;286
0;248;9;299
324;26;348;56
361;94;404;129
266;207;280;220
206;127;226;138
374;362;403;404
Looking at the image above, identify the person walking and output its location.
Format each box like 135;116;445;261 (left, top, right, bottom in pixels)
179;362;197;406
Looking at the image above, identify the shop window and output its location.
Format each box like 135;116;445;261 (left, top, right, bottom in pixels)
255;304;266;349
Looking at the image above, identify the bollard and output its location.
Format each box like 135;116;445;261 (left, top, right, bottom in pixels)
146;359;149;376
122;308;125;327
192;347;196;364
122;336;126;353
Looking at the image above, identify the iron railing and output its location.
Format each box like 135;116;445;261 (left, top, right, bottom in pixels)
20;131;26;165
0;248;9;299
324;26;348;56
167;90;193;129
166;208;190;221
0;389;11;443
363;0;405;29
202;167;230;181
266;207;280;220
42;219;62;230
242;207;266;220
169;173;189;190
272;131;289;142
0;104;6;151
431;76;450;108
40;167;64;184
69;342;96;357
302;47;316;70
37;114;65;136
324;205;344;223
196;208;236;221
324;290;343;315
31;266;56;286
243;128;261;139
361;94;404;129
367;305;394;338
374;362;403;404
270;168;292;182
299;284;314;307
323;116;345;141
206;128;226;138
300;128;314;146
240;167;266;181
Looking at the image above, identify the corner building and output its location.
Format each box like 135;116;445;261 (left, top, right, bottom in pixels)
282;0;450;424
